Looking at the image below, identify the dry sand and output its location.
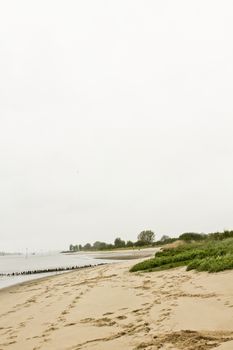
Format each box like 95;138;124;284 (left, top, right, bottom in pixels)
93;248;157;260
0;260;233;350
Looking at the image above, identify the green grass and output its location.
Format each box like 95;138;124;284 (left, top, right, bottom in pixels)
130;238;233;273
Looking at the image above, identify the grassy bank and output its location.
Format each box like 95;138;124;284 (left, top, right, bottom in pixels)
130;238;233;273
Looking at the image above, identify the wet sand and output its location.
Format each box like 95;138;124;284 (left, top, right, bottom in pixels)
0;260;233;350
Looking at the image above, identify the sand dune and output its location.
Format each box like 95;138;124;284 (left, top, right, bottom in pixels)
0;260;233;350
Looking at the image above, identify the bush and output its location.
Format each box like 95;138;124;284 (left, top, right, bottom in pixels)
153;238;178;246
179;233;207;242
208;230;233;241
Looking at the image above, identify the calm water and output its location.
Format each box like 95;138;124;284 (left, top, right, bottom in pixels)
0;252;114;289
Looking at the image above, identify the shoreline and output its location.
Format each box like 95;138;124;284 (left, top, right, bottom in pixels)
0;263;115;292
1;260;233;349
0;249;157;291
0;264;111;294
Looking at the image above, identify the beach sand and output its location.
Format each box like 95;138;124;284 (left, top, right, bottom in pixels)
0;260;233;350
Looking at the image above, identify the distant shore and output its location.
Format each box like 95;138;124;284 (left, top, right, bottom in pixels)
65;247;158;260
1;259;233;349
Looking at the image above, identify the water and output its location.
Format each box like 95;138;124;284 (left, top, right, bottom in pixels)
0;252;114;290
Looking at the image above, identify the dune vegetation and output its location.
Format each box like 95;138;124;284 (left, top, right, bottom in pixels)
130;232;233;273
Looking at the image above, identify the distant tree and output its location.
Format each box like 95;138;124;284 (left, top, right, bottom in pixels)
78;244;82;251
179;233;206;242
69;244;80;252
93;241;102;250
69;244;74;251
93;241;108;250
153;237;177;246
137;230;155;245
160;235;170;242
93;241;101;250
208;230;233;241
105;244;114;250
114;237;126;248
99;242;108;250
126;240;134;247
83;243;92;250
134;240;145;247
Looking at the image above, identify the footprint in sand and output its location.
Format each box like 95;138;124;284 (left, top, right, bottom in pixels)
80;317;95;323
94;317;117;327
132;309;141;313
116;315;127;320
64;322;76;327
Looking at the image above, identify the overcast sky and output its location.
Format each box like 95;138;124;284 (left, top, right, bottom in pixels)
1;1;233;252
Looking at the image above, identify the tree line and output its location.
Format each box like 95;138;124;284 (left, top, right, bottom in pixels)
154;230;233;246
69;229;233;252
69;230;155;252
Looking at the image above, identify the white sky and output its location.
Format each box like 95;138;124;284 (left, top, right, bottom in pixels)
1;1;233;251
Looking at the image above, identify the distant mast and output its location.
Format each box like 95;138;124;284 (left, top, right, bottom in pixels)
25;248;28;259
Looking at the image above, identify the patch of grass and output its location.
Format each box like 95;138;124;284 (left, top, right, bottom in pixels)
130;238;233;273
187;255;233;272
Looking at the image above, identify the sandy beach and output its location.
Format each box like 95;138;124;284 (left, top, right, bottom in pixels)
0;260;233;350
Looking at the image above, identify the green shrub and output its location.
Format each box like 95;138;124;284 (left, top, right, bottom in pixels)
179;232;207;242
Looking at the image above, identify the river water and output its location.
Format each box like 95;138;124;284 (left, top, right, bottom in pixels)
0;252;115;290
